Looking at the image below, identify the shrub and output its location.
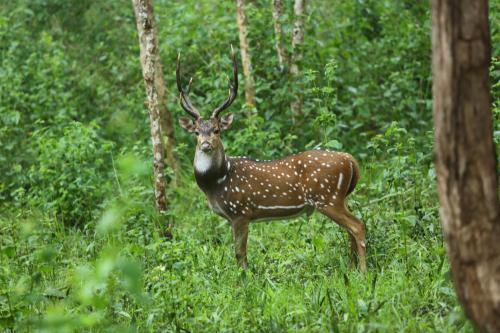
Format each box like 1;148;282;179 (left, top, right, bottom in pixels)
27;122;114;224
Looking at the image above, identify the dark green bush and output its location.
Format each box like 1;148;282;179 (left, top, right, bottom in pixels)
26;122;114;224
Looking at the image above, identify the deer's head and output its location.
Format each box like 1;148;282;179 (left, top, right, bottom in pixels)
177;48;238;154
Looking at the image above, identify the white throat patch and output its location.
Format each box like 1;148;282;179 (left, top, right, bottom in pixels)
194;152;213;173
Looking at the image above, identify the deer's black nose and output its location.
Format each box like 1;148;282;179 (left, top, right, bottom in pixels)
200;141;212;152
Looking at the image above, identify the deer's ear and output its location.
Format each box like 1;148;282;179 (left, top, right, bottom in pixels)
220;113;234;130
179;117;196;133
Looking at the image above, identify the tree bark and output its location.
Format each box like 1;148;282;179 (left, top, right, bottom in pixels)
132;0;178;178
290;0;306;116
132;0;175;236
431;1;500;332
272;0;288;71
235;0;256;106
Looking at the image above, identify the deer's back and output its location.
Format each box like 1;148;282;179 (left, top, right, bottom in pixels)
209;150;358;221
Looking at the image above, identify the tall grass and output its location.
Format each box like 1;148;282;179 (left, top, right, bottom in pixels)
0;125;472;332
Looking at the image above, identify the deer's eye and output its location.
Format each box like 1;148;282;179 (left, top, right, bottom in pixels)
213;129;220;135
194;131;199;136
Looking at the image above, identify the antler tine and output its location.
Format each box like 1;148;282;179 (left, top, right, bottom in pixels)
212;45;239;119
176;53;201;119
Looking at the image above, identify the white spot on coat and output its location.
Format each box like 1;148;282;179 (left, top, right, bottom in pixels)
257;204;307;210
217;175;227;184
337;173;344;189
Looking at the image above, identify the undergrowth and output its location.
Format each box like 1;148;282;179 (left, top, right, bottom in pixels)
0;125;473;332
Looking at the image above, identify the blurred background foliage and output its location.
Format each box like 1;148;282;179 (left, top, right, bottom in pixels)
0;0;498;331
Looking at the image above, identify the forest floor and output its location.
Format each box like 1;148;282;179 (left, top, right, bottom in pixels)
0;160;473;332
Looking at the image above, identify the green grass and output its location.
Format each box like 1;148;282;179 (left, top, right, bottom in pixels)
0;160;473;332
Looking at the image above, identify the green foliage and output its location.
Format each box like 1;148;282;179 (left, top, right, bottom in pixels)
491;55;500;155
0;1;144;200
0;141;471;331
1;0;499;331
24;122;114;224
0;17;78;197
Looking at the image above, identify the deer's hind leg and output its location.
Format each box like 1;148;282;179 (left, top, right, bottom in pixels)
318;205;367;273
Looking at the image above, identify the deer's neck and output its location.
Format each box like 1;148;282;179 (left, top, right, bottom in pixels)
194;146;228;192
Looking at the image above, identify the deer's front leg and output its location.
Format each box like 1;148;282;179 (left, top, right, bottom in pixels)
231;218;250;269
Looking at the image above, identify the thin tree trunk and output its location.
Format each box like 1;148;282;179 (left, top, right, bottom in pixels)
431;1;500;332
272;0;288;70
132;0;178;178
132;0;174;237
235;0;256;106
290;0;306;116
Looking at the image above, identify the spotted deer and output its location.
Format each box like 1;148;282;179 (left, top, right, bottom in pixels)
177;49;367;272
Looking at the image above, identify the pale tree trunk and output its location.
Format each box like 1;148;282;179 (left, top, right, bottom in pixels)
272;0;288;71
132;0;175;237
132;0;178;178
431;1;500;332
290;0;306;117
235;0;256;106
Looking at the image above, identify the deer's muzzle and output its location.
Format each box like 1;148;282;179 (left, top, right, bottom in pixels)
200;141;212;152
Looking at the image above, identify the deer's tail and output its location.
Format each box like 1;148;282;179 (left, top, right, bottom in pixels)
346;158;360;196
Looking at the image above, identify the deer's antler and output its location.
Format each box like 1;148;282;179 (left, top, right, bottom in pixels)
176;53;201;119
211;46;238;119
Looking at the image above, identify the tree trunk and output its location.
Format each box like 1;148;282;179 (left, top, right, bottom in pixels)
132;0;175;236
235;0;256;106
431;1;500;332
132;0;178;178
272;0;288;71
290;0;306;117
